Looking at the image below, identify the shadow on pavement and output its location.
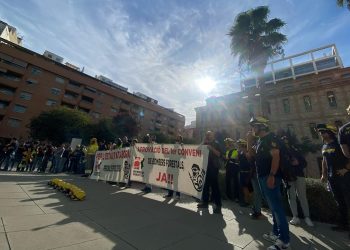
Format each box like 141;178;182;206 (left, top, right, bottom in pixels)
0;173;349;250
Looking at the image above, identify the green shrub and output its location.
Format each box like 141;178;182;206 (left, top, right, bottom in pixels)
304;178;340;223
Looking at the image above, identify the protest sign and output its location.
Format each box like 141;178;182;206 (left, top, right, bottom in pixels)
130;143;209;199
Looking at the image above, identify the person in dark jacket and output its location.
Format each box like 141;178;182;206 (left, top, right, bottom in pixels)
197;131;223;214
318;123;350;234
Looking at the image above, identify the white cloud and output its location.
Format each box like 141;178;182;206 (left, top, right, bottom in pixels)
1;0;349;126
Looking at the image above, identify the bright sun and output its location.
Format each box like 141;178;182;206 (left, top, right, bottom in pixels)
196;76;216;93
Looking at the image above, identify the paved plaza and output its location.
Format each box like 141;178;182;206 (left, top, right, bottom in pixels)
0;172;349;250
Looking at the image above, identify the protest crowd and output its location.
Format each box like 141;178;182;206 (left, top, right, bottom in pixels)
1;109;350;250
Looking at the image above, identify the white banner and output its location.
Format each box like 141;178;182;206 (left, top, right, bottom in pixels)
90;148;131;183
130;143;209;199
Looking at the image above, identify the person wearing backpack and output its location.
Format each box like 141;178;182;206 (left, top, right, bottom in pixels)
248;117;290;250
281;136;314;227
317;123;350;234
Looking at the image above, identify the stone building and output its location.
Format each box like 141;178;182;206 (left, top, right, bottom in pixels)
195;45;350;177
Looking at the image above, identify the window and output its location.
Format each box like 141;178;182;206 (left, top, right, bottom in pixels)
26;79;38;85
78;107;89;113
287;124;295;134
55;76;65;84
68;80;81;88
81;95;94;103
13;104;26;113
84;87;96;94
320;78;332;84
20;91;32;100
51;88;61;96
327;91;337;108
303;95;312;111
0;101;9;109
0;86;15;96
282;98;290;113
64;91;78;99
31;67;42;75
309;123;319;139
0;71;21;81
8;118;21;128
342;73;350;79
46;99;58;106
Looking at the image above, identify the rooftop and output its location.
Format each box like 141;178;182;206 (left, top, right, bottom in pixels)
241;44;343;90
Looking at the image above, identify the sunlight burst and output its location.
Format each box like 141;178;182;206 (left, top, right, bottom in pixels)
196;77;216;93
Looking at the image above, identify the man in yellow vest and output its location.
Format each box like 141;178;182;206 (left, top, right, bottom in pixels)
224;138;239;201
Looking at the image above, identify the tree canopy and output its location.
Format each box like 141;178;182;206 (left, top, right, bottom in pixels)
29;107;91;145
228;6;287;76
337;0;350;10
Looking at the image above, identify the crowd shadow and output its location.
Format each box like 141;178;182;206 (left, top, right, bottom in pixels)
1;172;349;249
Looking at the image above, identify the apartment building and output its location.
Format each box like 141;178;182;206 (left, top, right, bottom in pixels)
195;45;350;177
0;38;185;140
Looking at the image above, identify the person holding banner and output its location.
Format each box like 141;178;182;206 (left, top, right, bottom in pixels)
86;138;98;176
164;135;183;199
141;134;153;193
197;131;223;214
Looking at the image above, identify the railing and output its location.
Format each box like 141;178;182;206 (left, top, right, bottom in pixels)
242;44;343;89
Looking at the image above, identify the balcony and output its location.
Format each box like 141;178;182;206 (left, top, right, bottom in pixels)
0;70;22;87
82;88;96;98
66;81;82;93
0;54;27;75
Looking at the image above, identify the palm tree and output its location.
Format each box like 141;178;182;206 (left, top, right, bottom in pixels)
228;6;287;82
228;6;287;116
337;0;350;10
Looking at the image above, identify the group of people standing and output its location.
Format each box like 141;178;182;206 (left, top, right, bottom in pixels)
196;111;350;250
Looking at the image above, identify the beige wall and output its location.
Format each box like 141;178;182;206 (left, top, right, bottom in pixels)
195;67;350;178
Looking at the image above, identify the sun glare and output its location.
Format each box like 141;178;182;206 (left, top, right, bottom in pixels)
196;77;216;93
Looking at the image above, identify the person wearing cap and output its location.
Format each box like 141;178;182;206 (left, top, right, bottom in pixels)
197;131;223;214
281;135;313;227
339;105;350;158
223;137;239;202
317;123;350;233
247;116;290;250
245;134;264;219
236;139;252;207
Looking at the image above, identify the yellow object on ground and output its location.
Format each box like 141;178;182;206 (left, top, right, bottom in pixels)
48;178;86;201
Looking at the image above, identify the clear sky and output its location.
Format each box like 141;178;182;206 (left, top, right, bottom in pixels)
1;0;349;125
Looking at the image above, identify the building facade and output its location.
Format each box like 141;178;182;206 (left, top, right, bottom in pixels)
0;38;185;140
195;45;350;177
